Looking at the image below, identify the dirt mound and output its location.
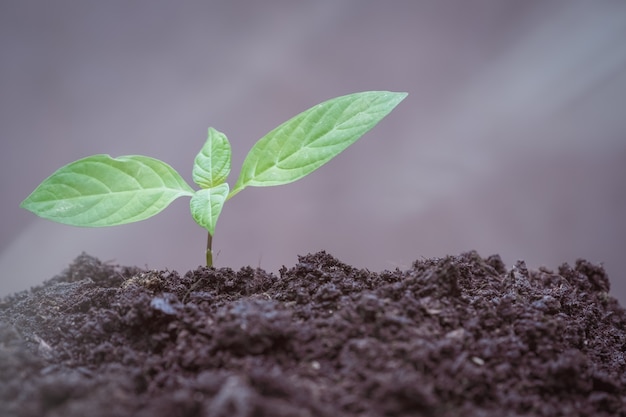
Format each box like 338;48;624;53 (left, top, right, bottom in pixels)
1;251;625;416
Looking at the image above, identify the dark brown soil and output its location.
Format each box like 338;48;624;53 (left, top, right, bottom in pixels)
1;251;625;416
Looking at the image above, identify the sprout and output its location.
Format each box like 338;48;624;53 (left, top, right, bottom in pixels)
21;91;407;266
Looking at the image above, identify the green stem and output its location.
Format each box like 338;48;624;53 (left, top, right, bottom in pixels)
226;185;244;201
206;232;213;267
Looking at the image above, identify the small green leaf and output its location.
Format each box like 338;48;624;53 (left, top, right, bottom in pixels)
193;127;231;188
20;154;194;226
190;183;229;235
229;91;407;197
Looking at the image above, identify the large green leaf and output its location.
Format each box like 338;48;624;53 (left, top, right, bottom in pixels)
189;183;229;235
193;127;231;189
20;154;194;226
229;91;407;198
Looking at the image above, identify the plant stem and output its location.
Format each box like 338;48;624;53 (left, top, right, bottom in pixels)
206;232;213;267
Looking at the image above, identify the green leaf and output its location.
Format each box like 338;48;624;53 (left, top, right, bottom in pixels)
189;183;229;235
193;127;231;188
229;91;407;198
20;154;194;227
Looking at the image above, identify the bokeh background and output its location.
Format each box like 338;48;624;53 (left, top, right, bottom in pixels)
2;1;625;303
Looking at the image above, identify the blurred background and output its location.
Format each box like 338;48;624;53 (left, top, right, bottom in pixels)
1;1;625;303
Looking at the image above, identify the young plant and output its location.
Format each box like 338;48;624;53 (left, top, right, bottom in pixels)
20;91;407;266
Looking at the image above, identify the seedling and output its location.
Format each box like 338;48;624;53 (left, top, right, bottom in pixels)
20;91;407;266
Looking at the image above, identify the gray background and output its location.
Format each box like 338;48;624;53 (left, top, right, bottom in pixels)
2;1;625;303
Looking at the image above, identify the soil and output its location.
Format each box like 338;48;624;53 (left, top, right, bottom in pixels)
1;251;625;417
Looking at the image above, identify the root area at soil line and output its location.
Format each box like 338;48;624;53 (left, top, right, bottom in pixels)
1;250;625;417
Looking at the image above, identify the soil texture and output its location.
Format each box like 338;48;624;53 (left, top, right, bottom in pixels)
1;251;625;416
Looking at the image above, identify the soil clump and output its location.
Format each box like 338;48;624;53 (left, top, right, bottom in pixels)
1;251;625;416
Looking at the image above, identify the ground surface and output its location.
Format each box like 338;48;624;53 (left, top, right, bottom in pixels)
1;251;625;416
